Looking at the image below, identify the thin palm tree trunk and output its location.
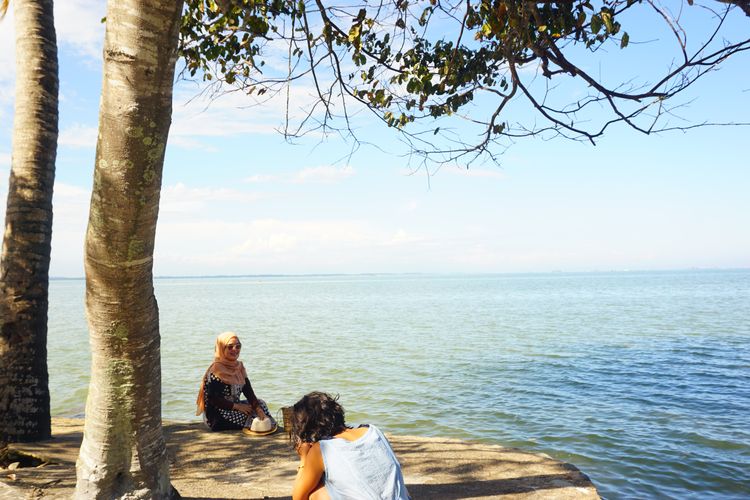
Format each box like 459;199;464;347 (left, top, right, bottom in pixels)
0;0;57;443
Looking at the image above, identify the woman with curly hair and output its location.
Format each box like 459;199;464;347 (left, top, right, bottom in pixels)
290;391;409;500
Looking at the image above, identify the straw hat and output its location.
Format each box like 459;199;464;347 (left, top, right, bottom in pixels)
242;417;277;436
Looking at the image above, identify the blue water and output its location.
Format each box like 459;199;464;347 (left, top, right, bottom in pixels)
47;270;750;499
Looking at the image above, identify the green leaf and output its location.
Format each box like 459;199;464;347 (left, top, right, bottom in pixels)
590;15;601;34
348;24;361;44
620;32;629;48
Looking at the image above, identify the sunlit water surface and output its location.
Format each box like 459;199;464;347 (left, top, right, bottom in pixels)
48;270;750;499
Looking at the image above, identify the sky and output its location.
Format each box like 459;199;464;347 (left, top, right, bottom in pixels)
0;1;748;277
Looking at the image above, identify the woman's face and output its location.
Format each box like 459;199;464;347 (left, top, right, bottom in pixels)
224;337;242;361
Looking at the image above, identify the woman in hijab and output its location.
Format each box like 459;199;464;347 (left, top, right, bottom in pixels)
196;331;275;431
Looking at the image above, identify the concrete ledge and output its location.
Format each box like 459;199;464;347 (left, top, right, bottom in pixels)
1;418;599;499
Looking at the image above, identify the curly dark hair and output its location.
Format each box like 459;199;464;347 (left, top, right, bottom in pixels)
290;391;349;446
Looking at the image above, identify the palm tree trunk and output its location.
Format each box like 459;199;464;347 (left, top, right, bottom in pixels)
0;0;57;443
74;1;183;498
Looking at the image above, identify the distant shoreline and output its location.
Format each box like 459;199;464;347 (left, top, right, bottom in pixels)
49;267;749;281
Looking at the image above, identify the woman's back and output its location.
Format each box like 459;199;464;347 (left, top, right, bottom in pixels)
319;425;409;500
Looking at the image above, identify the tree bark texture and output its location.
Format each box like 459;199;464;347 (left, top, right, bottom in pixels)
74;1;183;498
0;0;58;443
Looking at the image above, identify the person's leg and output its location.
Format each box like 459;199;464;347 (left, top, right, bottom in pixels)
209;415;244;431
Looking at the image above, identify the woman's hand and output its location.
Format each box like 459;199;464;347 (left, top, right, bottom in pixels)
234;401;266;419
233;403;255;415
252;401;266;419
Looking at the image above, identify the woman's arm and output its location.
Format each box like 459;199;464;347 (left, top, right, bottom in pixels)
241;377;259;406
205;375;255;414
292;442;325;500
205;376;234;410
240;377;264;417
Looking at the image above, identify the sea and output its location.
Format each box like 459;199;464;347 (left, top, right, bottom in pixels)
47;269;750;499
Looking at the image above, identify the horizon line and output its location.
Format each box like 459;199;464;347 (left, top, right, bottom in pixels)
49;267;749;280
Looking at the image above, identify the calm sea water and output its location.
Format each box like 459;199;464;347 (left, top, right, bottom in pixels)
48;270;750;499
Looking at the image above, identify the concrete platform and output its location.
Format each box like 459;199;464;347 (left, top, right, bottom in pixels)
1;418;599;499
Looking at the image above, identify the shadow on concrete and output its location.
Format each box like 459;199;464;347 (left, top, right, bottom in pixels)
3;419;598;499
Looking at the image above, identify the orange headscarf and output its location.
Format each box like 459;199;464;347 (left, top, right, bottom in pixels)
195;331;249;415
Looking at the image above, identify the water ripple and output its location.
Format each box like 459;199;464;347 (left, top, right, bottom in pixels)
46;270;750;499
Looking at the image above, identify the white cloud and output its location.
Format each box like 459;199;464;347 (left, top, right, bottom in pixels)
382;229;423;246
170;82;327;146
48;182;92;277
148;179;433;274
242;166;355;184
292;166;354;184
442;166;506;180
1;1;105;137
0;8;16;109
58;124;98;149
0;152;10;168
244;174;277;183
54;0;106;60
161;182;266;214
0;1;106;80
153;216;430;275
167;135;219;152
401;200;418;211
52;182;91;230
54;183;90;199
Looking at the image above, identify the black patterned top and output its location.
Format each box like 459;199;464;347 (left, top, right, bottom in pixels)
203;372;259;431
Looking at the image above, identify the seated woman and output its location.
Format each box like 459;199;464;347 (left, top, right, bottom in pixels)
195;331;275;431
290;392;410;500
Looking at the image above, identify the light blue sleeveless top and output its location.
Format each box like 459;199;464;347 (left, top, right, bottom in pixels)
319;425;410;500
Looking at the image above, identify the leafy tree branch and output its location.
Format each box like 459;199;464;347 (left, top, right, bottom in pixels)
180;0;749;164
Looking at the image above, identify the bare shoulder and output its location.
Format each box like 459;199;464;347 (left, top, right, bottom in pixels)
335;426;370;442
307;441;323;463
